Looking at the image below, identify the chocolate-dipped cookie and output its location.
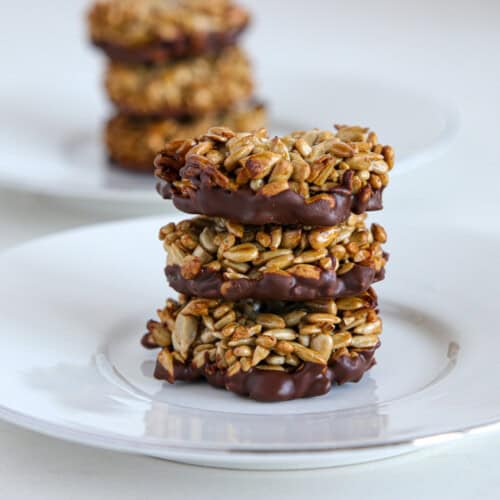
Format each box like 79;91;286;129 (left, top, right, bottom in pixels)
105;46;253;118
155;125;394;225
142;290;381;402
160;215;388;301
89;0;250;64
106;103;266;172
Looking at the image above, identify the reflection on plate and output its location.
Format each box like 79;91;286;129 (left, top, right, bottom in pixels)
0;216;498;470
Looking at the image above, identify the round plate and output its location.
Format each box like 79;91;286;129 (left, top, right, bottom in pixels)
0;215;498;469
0;76;458;205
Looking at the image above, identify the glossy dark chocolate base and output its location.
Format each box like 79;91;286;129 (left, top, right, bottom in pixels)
165;264;386;301
151;346;378;402
157;180;383;226
92;24;248;64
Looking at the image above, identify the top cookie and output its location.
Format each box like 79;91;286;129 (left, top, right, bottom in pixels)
88;0;250;64
154;126;395;226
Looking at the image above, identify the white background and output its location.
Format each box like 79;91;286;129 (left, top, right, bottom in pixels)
1;0;500;498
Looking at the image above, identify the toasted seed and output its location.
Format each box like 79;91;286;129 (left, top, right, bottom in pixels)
223;243;259;263
295;137;313;157
264;328;297;340
274;340;294;356
281;228;302;249
224;143;255;170
287;264;321;280
256;313;286;329
205;260;222;272
245;152;282;179
267;355;286;366
227;337;255;347
330;141;354;158
172;313;199;357
370;174;383;190
293;249;328;264
284;310;308;327
166;243;187;266
233;345;253;358
305;313;341;325
259;180;290;197
382;145;395;169
224;270;249;280
333;332;352;349
192;244;213;264
253;249;293;265
337;262;355;275
284;353;300;367
157;349;175;381
270;227;283;249
180;299;213;317
305;299;338;315
369;160;389;174
298;334;311;347
336;297;367;310
291;342;327;364
222;259;250;273
291;156;311;182
224;349;237;366
240;357;252;372
263;254;295;270
305;193;336;208
214;311;236;330
256;231;272;248
181;255;202;279
354;319;382;335
225;221;245;238
351;334;379;348
149;322;171;347
299;324;323;335
371;223;387;243
256;335;277;349
252;345;270;365
213;303;232;319
227;361;242;376
310;334;334;362
192;350;208;369
269;160;293;182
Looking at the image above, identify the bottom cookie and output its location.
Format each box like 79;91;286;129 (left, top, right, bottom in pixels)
142;291;381;401
106;103;266;172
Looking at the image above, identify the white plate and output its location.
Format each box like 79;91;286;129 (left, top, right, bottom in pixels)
0;76;458;205
0;215;499;469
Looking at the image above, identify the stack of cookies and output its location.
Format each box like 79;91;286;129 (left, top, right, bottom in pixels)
88;0;266;172
142;125;394;401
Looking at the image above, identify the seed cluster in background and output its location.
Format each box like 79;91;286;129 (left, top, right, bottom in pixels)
87;0;266;172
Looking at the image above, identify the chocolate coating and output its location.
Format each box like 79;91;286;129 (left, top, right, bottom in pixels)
152;346;379;402
157;180;383;226
92;24;248;65
165;264;386;301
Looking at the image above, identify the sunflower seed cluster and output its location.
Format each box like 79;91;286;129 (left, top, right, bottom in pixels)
146;290;382;379
105;47;254;117
160;214;387;282
156;125;394;198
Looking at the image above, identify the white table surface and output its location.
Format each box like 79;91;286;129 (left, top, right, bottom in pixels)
1;0;500;498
